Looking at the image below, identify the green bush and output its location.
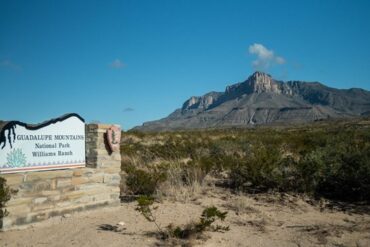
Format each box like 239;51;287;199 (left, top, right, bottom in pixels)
122;120;370;202
316;143;370;201
167;206;229;239
229;144;283;192
0;177;10;220
135;195;229;241
295;149;326;193
124;165;167;196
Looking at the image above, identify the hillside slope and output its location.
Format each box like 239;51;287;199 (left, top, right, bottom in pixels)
134;72;370;131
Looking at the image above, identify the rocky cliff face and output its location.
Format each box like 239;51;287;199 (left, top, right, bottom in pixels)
134;72;370;131
226;71;283;95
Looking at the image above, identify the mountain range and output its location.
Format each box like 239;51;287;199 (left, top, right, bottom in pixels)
134;72;370;131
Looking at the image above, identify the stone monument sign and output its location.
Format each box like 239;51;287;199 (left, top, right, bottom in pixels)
0;113;85;174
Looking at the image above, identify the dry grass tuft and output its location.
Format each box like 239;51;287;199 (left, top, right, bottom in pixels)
224;196;260;215
156;161;204;202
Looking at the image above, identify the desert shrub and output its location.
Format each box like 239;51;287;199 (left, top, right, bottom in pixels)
167;206;229;239
198;144;241;172
135;195;165;235
0;177;11;220
316;143;370;201
229;144;283;192
180;161;206;185
123;121;370;202
295;149;326;194
195;206;229;232
274;156;301;191
156;161;206;202
124;165;167;196
136;195;229;241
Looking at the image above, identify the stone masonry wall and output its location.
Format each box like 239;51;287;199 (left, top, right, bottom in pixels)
0;124;121;230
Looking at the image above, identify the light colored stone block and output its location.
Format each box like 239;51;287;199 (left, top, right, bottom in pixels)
25;170;73;182
33;197;48;204
112;153;121;161
72;168;85;177
61;190;85;200
32;203;55;212
74;195;96;204
48;194;61;201
26;212;49;223
103;174;121;186
56;178;72;188
110;187;121;193
73;167;95;177
56;201;73;208
91;193;112;202
109;193;120;201
40;190;60;197
1;217;13;230
88;173;104;183
32;181;52;192
71;177;89;185
7;204;31;215
5;197;33;207
60;186;74;193
100;166;120;174
76;185;110;196
1;174;25;186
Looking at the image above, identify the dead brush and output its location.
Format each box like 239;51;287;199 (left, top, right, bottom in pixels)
156;161;205;202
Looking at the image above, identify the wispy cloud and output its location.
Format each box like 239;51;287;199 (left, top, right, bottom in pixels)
110;58;125;69
248;43;285;71
123;107;134;112
275;56;285;65
0;59;22;71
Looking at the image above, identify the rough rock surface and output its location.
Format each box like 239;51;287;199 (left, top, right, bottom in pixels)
134;71;370;131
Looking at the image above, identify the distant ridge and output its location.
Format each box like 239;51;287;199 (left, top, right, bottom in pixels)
133;72;370;131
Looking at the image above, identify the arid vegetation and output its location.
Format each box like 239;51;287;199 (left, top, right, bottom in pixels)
1;119;370;246
121;118;370;202
118;118;370;246
136;195;229;244
0;177;10;224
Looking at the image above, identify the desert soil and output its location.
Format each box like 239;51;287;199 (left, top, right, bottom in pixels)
1;187;370;247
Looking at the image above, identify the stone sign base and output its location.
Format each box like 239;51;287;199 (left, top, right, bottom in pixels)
0;123;121;230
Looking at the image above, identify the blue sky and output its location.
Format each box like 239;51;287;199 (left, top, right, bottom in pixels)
1;0;370;130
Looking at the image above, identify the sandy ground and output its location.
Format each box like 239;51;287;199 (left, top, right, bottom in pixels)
1;188;370;247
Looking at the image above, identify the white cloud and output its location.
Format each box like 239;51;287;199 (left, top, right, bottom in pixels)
0;59;21;71
110;59;125;69
123;107;134;112
248;43;285;71
275;56;285;64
